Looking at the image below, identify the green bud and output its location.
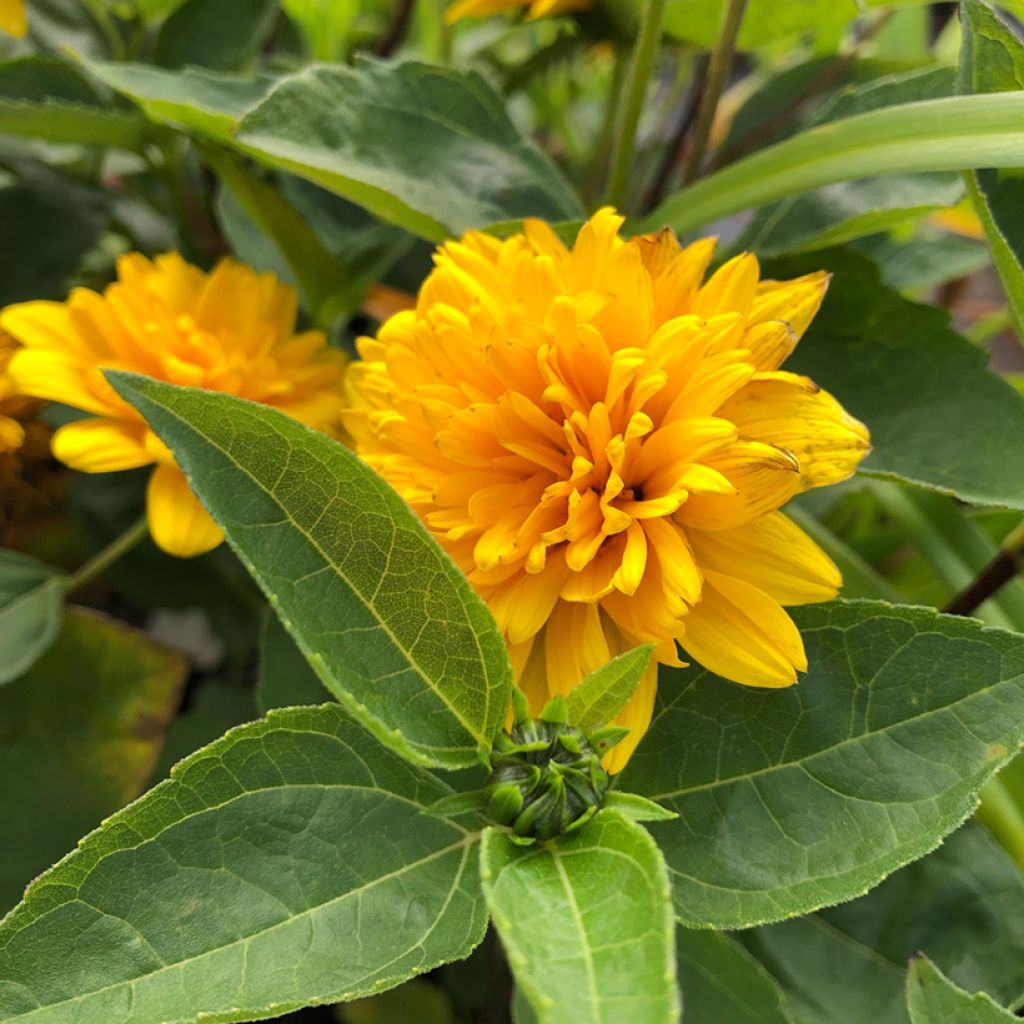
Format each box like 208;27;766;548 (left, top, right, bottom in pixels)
483;707;610;841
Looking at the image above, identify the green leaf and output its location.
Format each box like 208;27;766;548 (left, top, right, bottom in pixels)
602;791;677;823
153;0;279;70
773;247;1024;511
0;549;65;686
643;93;1024;237
258;607;333;713
906;958;1017;1024
662;0;857;51
744;823;1024;1023
734;68;963;257
0;609;186;912
108;374;514;770
281;0;359;61
564;644;654;732
481;811;679;1024
676;930;794;1024
853;230;990;294
618;599;1024;929
0;55;146;150
339;978;456;1024
0;705;486;1023
959;0;1024;339
87;61;277;143
234;56;584;241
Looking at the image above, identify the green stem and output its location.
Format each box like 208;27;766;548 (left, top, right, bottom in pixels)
683;0;748;184
604;0;668;210
64;516;149;595
81;0;126;60
977;776;1024;868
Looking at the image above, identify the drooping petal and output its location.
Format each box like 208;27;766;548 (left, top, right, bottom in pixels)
52;418;152;473
680;570;806;688
146;464;224;558
719;371;871;489
689;512;841;605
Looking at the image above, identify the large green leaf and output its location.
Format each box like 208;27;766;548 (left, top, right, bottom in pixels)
734;68;963;257
0;55;146;150
234;56;584;241
744;824;1024;1023
0;609;186;912
0;705;487;1023
959;0;1024;338
643;93;1024;237
87;62;276;143
906;959;1017;1024
109;374;513;769
618;600;1024;929
0;549;64;686
676;930;794;1024
773;247;1024;510
153;0;278;70
481;811;679;1024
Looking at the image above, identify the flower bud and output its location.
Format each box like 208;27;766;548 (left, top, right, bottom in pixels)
484;710;610;841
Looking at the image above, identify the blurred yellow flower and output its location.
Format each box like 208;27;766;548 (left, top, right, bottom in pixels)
446;0;590;23
0;0;25;37
929;199;986;240
0;332;35;453
2;254;348;558
345;208;869;770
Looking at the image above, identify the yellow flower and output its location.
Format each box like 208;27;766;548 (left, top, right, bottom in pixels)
0;332;36;453
0;0;26;37
445;0;590;23
929;199;986;240
1;253;348;558
344;208;870;770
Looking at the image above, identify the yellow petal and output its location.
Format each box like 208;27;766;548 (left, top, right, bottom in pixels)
51;418;152;473
689;512;841;606
719;371;871;490
7;349;115;415
0;0;26;38
681;570;806;688
749;271;830;341
146;464;224;558
0;413;24;451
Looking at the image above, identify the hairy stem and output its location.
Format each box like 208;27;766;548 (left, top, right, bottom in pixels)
944;520;1024;617
64;516;150;595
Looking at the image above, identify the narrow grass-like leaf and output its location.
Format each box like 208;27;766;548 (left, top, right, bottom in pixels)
0;609;186;911
0;705;487;1023
565;644;654;732
644;93;1024;237
619;599;1024;929
959;0;1024;338
234;56;584;241
0;549;64;686
906;958;1017;1024
108;374;513;769
481;811;679;1024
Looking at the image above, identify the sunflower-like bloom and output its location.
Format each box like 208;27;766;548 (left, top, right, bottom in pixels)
0;0;26;37
344;209;869;770
1;253;348;558
0;332;36;453
446;0;589;23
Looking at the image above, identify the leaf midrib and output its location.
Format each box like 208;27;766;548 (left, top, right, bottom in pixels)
151;394;495;747
5;819;477;1022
